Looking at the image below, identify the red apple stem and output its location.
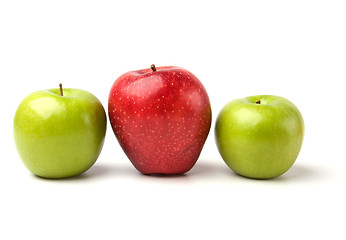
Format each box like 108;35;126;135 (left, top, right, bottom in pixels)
150;64;157;72
59;83;63;96
256;99;261;104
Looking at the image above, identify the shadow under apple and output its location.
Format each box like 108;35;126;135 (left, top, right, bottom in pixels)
188;160;231;177
29;159;324;184
30;162;130;181
273;163;323;182
225;163;325;182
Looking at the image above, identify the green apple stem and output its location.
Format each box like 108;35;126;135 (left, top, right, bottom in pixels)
150;64;157;72
59;83;63;96
256;99;261;104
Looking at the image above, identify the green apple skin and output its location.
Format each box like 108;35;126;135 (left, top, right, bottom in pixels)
13;88;107;179
215;95;304;179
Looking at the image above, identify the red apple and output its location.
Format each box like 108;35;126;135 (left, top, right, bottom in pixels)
108;65;212;174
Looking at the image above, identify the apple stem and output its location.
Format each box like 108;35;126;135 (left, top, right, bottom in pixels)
256;99;261;104
150;64;157;72
59;83;63;96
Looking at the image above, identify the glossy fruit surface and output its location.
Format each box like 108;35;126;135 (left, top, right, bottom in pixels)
215;95;304;179
14;87;107;178
108;65;211;174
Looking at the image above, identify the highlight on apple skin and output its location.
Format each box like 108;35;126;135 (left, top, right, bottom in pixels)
13;84;107;179
108;65;212;175
215;95;304;179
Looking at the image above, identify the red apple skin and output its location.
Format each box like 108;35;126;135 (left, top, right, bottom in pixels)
108;66;212;174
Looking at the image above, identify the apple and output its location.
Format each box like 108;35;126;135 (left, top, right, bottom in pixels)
13;84;107;179
108;64;212;174
215;95;304;179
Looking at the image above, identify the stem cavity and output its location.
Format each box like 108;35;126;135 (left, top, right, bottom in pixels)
256;99;261;104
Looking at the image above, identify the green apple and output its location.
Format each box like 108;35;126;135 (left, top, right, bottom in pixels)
215;95;304;179
13;84;107;179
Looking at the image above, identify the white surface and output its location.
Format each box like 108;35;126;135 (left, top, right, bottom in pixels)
1;0;345;239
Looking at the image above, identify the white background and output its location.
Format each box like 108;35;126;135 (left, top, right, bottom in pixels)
1;0;345;239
